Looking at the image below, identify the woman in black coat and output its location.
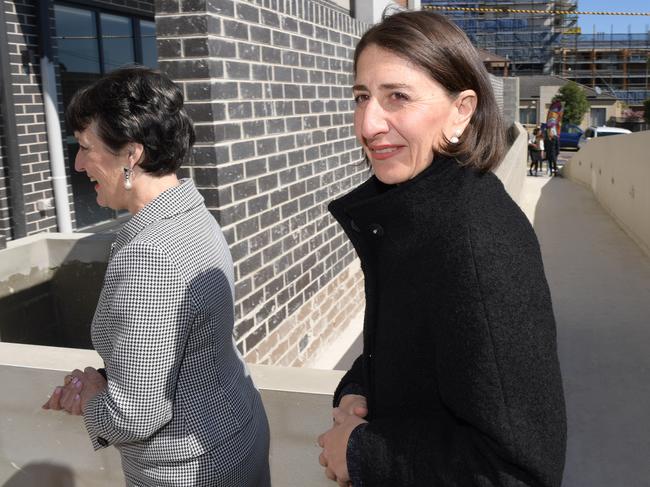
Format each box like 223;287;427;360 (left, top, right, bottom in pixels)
317;11;566;487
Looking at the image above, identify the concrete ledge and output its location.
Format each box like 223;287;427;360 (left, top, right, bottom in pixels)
0;343;342;486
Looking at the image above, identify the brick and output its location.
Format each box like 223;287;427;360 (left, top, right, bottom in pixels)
183;38;209;57
243;121;265;138
281;16;298;32
298;21;314;37
260;10;280;28
209;38;237;58
207;0;234;16
245;158;268;178
256;138;277;156
250;26;271;44
157;15;207;37
232;141;255;160
226;61;250;79
236;2;259;22
223;19;248;40
262;47;281;64
252;65;272;81
291;35;307;51
157;39;181;58
238;43;260;61
272;30;291;48
240;82;263;99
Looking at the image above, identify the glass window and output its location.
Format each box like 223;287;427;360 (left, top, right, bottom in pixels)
519;108;537;125
100;13;135;71
54;5;100;73
140;20;158;68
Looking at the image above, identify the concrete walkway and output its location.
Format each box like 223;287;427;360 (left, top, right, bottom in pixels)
522;170;650;486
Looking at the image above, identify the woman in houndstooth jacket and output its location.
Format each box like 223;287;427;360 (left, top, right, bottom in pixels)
42;67;270;486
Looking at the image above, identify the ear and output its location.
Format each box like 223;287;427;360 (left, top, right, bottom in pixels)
453;89;477;130
126;143;145;169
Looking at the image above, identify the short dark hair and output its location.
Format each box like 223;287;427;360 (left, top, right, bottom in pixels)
354;11;505;171
65;66;195;176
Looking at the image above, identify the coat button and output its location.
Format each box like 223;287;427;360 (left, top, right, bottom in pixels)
350;220;361;232
368;224;384;237
97;436;109;447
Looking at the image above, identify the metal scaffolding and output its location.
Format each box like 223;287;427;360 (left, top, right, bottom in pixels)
557;32;650;106
422;1;578;74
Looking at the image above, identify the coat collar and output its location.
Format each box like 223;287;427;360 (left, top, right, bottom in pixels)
329;156;468;236
111;178;204;255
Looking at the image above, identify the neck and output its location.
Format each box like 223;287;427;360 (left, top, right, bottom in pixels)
127;172;180;215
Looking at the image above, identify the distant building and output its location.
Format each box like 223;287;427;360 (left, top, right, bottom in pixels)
556;32;650;109
421;0;578;75
518;75;620;128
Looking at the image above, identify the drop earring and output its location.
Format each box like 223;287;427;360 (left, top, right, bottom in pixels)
450;129;462;145
123;167;133;190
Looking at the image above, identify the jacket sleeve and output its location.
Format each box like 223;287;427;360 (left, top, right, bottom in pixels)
83;242;195;449
333;354;365;407
351;185;567;486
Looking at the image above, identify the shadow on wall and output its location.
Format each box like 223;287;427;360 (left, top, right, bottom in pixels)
0;234;111;349
2;462;75;487
531;177;650;487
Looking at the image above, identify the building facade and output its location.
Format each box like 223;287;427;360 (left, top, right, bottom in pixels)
556;32;650;109
0;0;370;366
421;0;578;75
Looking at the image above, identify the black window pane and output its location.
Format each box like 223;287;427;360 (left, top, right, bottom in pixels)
101;13;135;71
54;5;100;73
140;20;158;68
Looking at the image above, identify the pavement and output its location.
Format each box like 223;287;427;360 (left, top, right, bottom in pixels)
523;153;650;486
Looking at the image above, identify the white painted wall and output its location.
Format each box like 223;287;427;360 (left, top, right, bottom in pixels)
564;131;650;257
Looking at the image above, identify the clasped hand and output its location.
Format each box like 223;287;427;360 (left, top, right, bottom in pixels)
42;367;107;415
317;394;368;487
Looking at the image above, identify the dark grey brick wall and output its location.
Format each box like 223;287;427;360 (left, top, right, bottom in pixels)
156;0;369;360
2;0;59;238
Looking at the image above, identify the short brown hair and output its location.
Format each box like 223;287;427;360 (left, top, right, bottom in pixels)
355;11;505;171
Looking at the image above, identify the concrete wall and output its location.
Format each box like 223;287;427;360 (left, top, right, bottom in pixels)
0;342;344;487
502;77;519;126
493;122;527;206
564;131;650;257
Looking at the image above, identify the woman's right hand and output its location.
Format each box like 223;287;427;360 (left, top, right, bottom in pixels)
42;372;84;415
333;394;368;425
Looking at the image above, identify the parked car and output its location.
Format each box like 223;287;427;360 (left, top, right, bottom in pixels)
578;126;632;148
539;123;583;150
558;123;583;150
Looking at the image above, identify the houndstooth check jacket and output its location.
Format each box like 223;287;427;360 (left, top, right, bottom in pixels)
83;179;265;468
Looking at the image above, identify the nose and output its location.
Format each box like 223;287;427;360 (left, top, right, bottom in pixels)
358;98;389;140
74;149;85;173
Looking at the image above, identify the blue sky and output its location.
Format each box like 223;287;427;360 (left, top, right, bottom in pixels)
577;0;649;33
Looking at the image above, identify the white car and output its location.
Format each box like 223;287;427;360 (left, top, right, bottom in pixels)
578;126;632;148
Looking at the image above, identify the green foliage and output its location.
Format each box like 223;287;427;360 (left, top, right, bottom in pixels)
644;99;650;125
552;82;590;125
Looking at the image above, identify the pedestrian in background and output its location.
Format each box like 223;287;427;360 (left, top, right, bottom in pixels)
529;127;544;176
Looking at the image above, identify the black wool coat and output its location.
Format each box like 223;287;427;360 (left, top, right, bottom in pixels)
329;157;566;487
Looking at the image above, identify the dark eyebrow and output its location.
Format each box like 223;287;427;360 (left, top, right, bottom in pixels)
352;83;412;91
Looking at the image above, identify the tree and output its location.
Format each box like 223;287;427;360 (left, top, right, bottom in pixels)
644;99;650;125
553;82;590;125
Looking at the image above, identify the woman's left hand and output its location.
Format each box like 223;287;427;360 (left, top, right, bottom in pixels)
317;413;367;486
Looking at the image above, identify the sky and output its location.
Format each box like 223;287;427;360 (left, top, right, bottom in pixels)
576;0;649;34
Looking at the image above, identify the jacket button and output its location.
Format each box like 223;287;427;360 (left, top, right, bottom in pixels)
368;224;384;237
350;220;361;232
97;436;109;447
